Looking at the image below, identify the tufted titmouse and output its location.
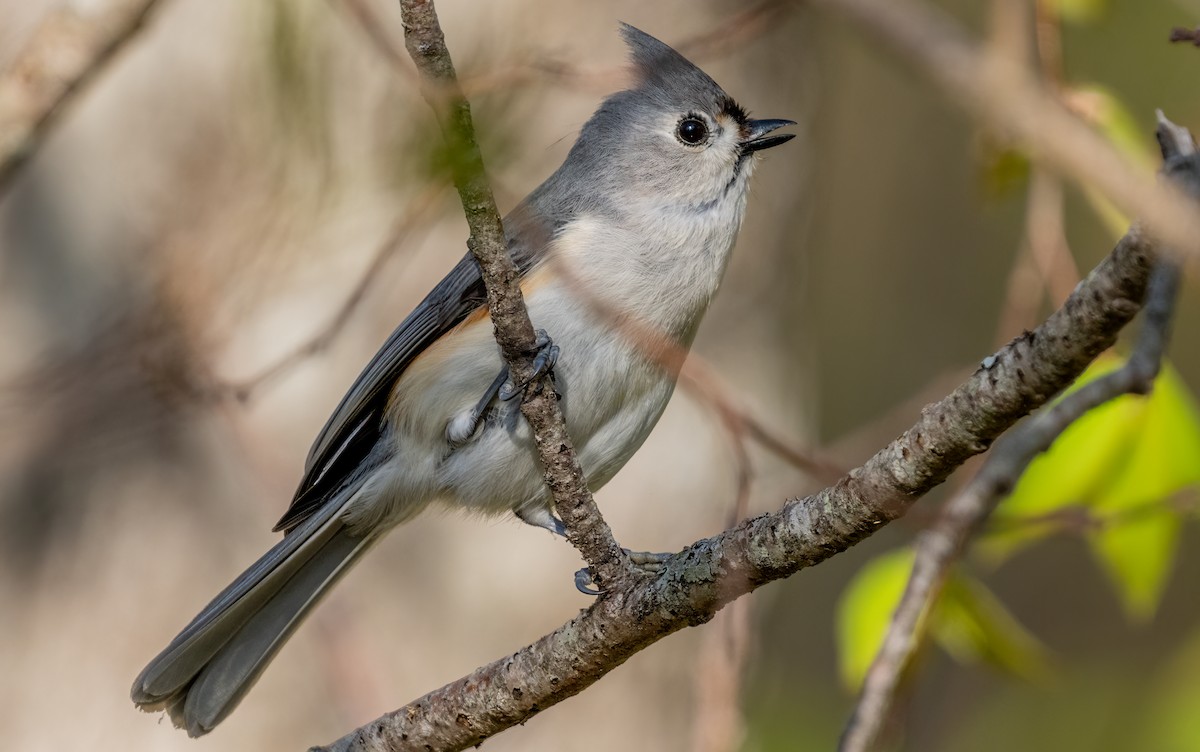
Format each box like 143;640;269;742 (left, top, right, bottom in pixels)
132;23;794;736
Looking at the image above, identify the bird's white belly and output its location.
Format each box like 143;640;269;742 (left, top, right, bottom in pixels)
438;282;676;512
343;278;676;531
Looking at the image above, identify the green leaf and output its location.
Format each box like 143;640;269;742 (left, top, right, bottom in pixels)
1089;512;1180;622
985;356;1200;598
1086;363;1200;619
934;576;1054;682
835;550;1053;691
835;549;919;690
1141;631;1200;749
984;355;1137;556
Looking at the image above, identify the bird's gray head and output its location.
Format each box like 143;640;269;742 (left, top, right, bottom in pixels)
540;24;794;218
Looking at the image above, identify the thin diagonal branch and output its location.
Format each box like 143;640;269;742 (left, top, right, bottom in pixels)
0;0;168;194
220;183;446;402
838;115;1195;752
394;0;626;588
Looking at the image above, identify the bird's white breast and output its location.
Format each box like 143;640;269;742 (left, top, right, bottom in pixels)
343;206;745;531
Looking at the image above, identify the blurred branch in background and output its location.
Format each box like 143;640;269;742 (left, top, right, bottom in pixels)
995;169;1081;342
991;0;1079;343
458;0;792;96
839;115;1195;752
334;0;792;97
0;0;168;194
807;0;1200;260
222;183;448;402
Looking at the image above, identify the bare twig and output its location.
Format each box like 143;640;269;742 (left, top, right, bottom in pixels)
1034;0;1066;85
551;255;846;486
838;115;1194;752
221;183;446;401
690;597;754;752
0;0;168;194
331;0;417;82
993;1;1077;343
1169;26;1200;46
987;0;1032;66
461;0;790;98
394;0;626;589
995;169;1082;341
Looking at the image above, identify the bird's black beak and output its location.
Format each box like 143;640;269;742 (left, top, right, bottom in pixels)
741;118;796;153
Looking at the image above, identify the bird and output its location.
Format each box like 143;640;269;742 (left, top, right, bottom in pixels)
131;22;795;737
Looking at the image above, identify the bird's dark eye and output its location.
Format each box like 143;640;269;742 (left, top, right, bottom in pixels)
676;117;708;145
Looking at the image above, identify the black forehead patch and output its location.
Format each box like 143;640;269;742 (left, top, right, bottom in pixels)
721;97;748;125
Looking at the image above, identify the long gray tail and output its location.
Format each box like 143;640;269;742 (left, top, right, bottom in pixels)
131;499;374;737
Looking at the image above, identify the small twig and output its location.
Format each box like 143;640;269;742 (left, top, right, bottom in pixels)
0;0;168;195
995;169;1081;342
838;115;1194;752
689;597;754;752
1169;26;1200;46
461;0;790;98
330;0;417;82
394;0;626;587
682;361;846;488
1033;0;1066;85
220;183;446;401
333;0;787;98
550;255;846;486
987;0;1033;66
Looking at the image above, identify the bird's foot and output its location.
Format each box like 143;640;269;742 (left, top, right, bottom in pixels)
499;329;559;401
574;549;672;596
446;367;510;447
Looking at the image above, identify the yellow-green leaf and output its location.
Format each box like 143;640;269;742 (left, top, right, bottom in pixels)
1087;364;1200;619
1142;630;1200;749
835;550;1053;691
1089;512;1180;621
835;549;919;690
985;355;1137;556
934;576;1054;682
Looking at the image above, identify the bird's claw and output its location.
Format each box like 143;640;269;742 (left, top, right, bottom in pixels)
574;549;672;596
574;568;602;595
499;330;559;401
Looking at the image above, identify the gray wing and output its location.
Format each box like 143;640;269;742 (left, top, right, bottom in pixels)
273;205;555;533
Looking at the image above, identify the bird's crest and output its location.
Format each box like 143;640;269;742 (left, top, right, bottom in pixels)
619;23;728;106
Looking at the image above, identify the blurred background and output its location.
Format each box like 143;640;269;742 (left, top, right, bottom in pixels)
1;0;1198;750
